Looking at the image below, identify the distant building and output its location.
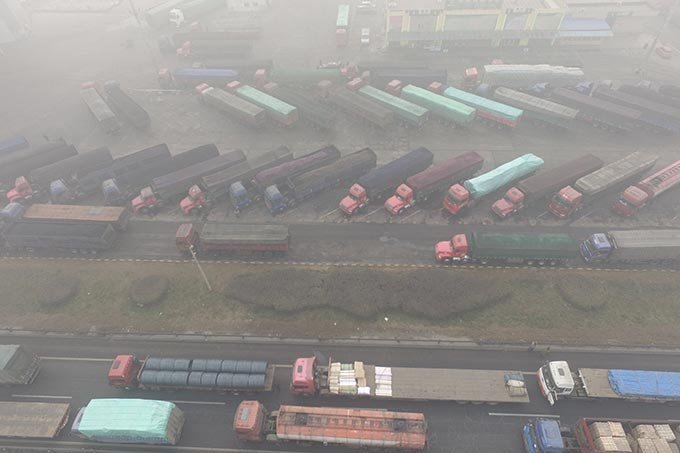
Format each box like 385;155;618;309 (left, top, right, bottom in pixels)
0;0;30;44
227;0;269;12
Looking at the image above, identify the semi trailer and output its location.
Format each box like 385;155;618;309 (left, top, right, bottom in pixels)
268;67;346;86
548;151;658;218
491;155;603;219
175;222;289;256
462;64;584;90
370;67;447;88
327;88;394;128
2;221;117;253
443;86;523;128
232;84;298;126
19;204;130;230
550;87;641;132
0;402;70;439
26;147;113;189
102;80;151;130
0;141;77;183
612;159;680;217
267;85;336;131
0;344;41;385
158;68;239;89
491;87;579;130
593;86;680;133
384;151;484;215
80;87;119;133
339;147;433;215
443;153;544;216
401;84;476;127
579;229;680;264
198;85;266;128
251;146;340;193
358;85;429;127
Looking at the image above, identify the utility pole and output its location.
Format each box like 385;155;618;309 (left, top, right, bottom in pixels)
189;245;212;291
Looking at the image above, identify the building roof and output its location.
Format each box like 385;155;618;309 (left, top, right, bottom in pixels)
559;17;613;37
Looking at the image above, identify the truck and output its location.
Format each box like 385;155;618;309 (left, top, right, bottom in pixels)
0;402;70;439
232;84;298;126
71;399;185;445
102;80;151;130
198;85;266;128
0;140;78;183
491;87;579;130
158;68;239;89
267;85;336;131
336;4;350;46
579;229;680;264
132;147;245;213
0;134;28;155
268;67;346;86
339;147;434;215
491;154;603;219
462;64;584;91
27;147;113;189
592;86;680;134
251;145;341;193
175;222;289;256
2;221;117;253
538;360;680;406
401;84;476;127
384;152;484;215
435;231;580;265
0;344;41;385
108;354;275;392
264;148;377;214
20;204;131;230
371;68;448;89
550;87;641;132
290;355;529;403
443;153;544;216
358;85;429;127
80;87;119;133
612;160;680;217
234;401;428;451
108;143;173;192
327;88;394;128
548;151;658;219
443;86;523;129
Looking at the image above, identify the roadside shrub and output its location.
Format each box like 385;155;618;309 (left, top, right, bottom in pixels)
38;276;80;308
130;275;169;308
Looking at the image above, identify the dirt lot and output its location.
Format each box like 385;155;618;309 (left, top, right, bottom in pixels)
2;258;680;346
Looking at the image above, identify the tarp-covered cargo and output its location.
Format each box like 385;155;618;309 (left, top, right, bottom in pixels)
574;151;658;197
2;221;117;251
73;399;184;445
270;87;336;131
0;142;78;182
444;86;522;123
29;147;113;186
493;87;578;124
608;369;680;399
252;146;340;191
358;85;428;127
401;84;475;126
0;345;40;385
480;64;584;88
269;67;345;85
608;229;680;261
236;85;298;126
408;151;484;192
103;81;151;130
516;154;603;200
470;232;579;259
328;88;393;128
0;402;69;438
464;154;544;199
201;87;266;127
357;147;433;197
201;223;289;245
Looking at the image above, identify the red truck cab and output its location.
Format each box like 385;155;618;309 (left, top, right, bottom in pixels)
290;357;318;394
435;234;469;263
463;67;479;91
6;177;34;203
384;184;413;215
339;184;368;215
108;354;141;388
611;185;649;217
175;223;199;254
548;186;582;219
442;184;470;215
131;187;158;214
491;187;524;219
180;185;207;215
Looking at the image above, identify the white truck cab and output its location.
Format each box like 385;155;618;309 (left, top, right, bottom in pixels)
537;361;575;405
361;28;370;46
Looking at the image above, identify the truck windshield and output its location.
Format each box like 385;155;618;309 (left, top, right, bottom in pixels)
445;192;460;204
541;365;561;392
580;239;598;260
553;195;572;209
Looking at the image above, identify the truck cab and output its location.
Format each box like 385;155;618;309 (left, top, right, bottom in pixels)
339;183;368;215
491;187;524;219
579;233;612;263
0;202;25;220
229;182;252;213
175;223;199;254
462;67;479;91
102;178;125;206
384;184;413;215
131;187;158;214
290;357;319;394
107;354;141;388
180;185;206;216
264;185;287;215
442;184;470;215
360;28;370;46
6;177;34;203
233;400;268;441
50;180;76;204
523;419;566;453
612;186;648;217
537;361;575;406
548;186;582;219
435;233;469;263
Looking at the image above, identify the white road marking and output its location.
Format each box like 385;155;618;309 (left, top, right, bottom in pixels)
172;400;226;406
43;357;112;362
12;394;72;399
365;207;383;216
399;209;421;222
319;208;338;218
489;413;559;418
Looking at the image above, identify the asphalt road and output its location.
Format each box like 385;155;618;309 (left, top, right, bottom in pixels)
4;336;680;452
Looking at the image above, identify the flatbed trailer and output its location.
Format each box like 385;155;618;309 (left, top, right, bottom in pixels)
492;87;578;130
269;86;336;130
2;221;117;252
444;86;522;128
401;84;475;126
234;85;298;126
551;87;641;131
23;204;131;230
176;222;289;256
103;81;151;130
327;88;394;128
28;147;113;188
358;85;429;127
80;87;119;133
199;86;266;128
0;402;70;439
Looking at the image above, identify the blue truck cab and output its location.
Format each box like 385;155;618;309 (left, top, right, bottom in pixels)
229;181;252;213
579;233;612;262
264;185;287;215
102;178;125;206
523;419;565;453
0;202;25;220
50;179;76;204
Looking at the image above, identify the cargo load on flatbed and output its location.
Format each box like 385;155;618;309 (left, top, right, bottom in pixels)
252;146;341;192
2;221;117;252
22;204;131;230
175;222;290;255
358;85;429;127
401;84;475;126
0;345;40;385
80;87;119;132
200;86;266;128
574;151;658;197
327;88;394;128
0;402;70;439
444;86;522;128
28;147;113;187
492;87;578;129
235;85;298;126
103;81;151;130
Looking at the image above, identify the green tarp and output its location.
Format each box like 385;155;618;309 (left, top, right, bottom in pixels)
464;153;544;199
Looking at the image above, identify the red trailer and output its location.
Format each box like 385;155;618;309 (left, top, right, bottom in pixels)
175;222;289;256
612;159;680;217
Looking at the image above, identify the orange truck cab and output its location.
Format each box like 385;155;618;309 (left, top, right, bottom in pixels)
290;357;318;394
6;177;34;203
180;185;207;215
339;183;369;215
383;184;414;215
491;186;524;219
175;223;199;254
434;234;469;263
548;186;583;219
107;354;141;388
131;187;158;214
611;185;649;217
234;400;268;441
442;184;471;216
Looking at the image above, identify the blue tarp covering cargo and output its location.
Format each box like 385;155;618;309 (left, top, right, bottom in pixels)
608;369;680;399
464;153;544;199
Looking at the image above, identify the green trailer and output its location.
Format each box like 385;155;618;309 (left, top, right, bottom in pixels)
401;84;475;126
269;67;345;86
358;85;429;127
471;232;579;261
235;85;298;126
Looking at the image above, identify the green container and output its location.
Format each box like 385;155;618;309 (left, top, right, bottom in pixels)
358;85;429;127
401;85;475;126
444;86;522;123
236;85;298;125
336;4;350;27
471;232;579;260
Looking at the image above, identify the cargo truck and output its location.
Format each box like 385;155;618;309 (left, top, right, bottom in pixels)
443;86;523;129
524;417;680;453
233;84;298;126
538;360;680;405
267;85;336;131
158;68;239;89
265;148;377;214
462;64;584;91
0;402;69;439
198;85;266;128
106;144;173;198
435;231;580;265
548;151;658;219
268;67;346;86
443;153;544;216
550;87;641;132
327;88;394;128
72;399;184;445
234;401;428;451
80;87;119;133
108;354;275;392
2;221;117;253
18;204;131;230
132;147;245;213
339;147;433;215
0;141;78;183
0;344;41;385
290;355;529;404
385;152;484;215
592;86;680;134
358;85;429;127
0;135;28;155
612;160;680;217
491;155;603;219
336;4;350;46
102;80;151;130
175;222;289;256
401;84;475;127
252;145;341;193
27;147;113;189
579;229;680;264
371;68;447;89
491;87;579;130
